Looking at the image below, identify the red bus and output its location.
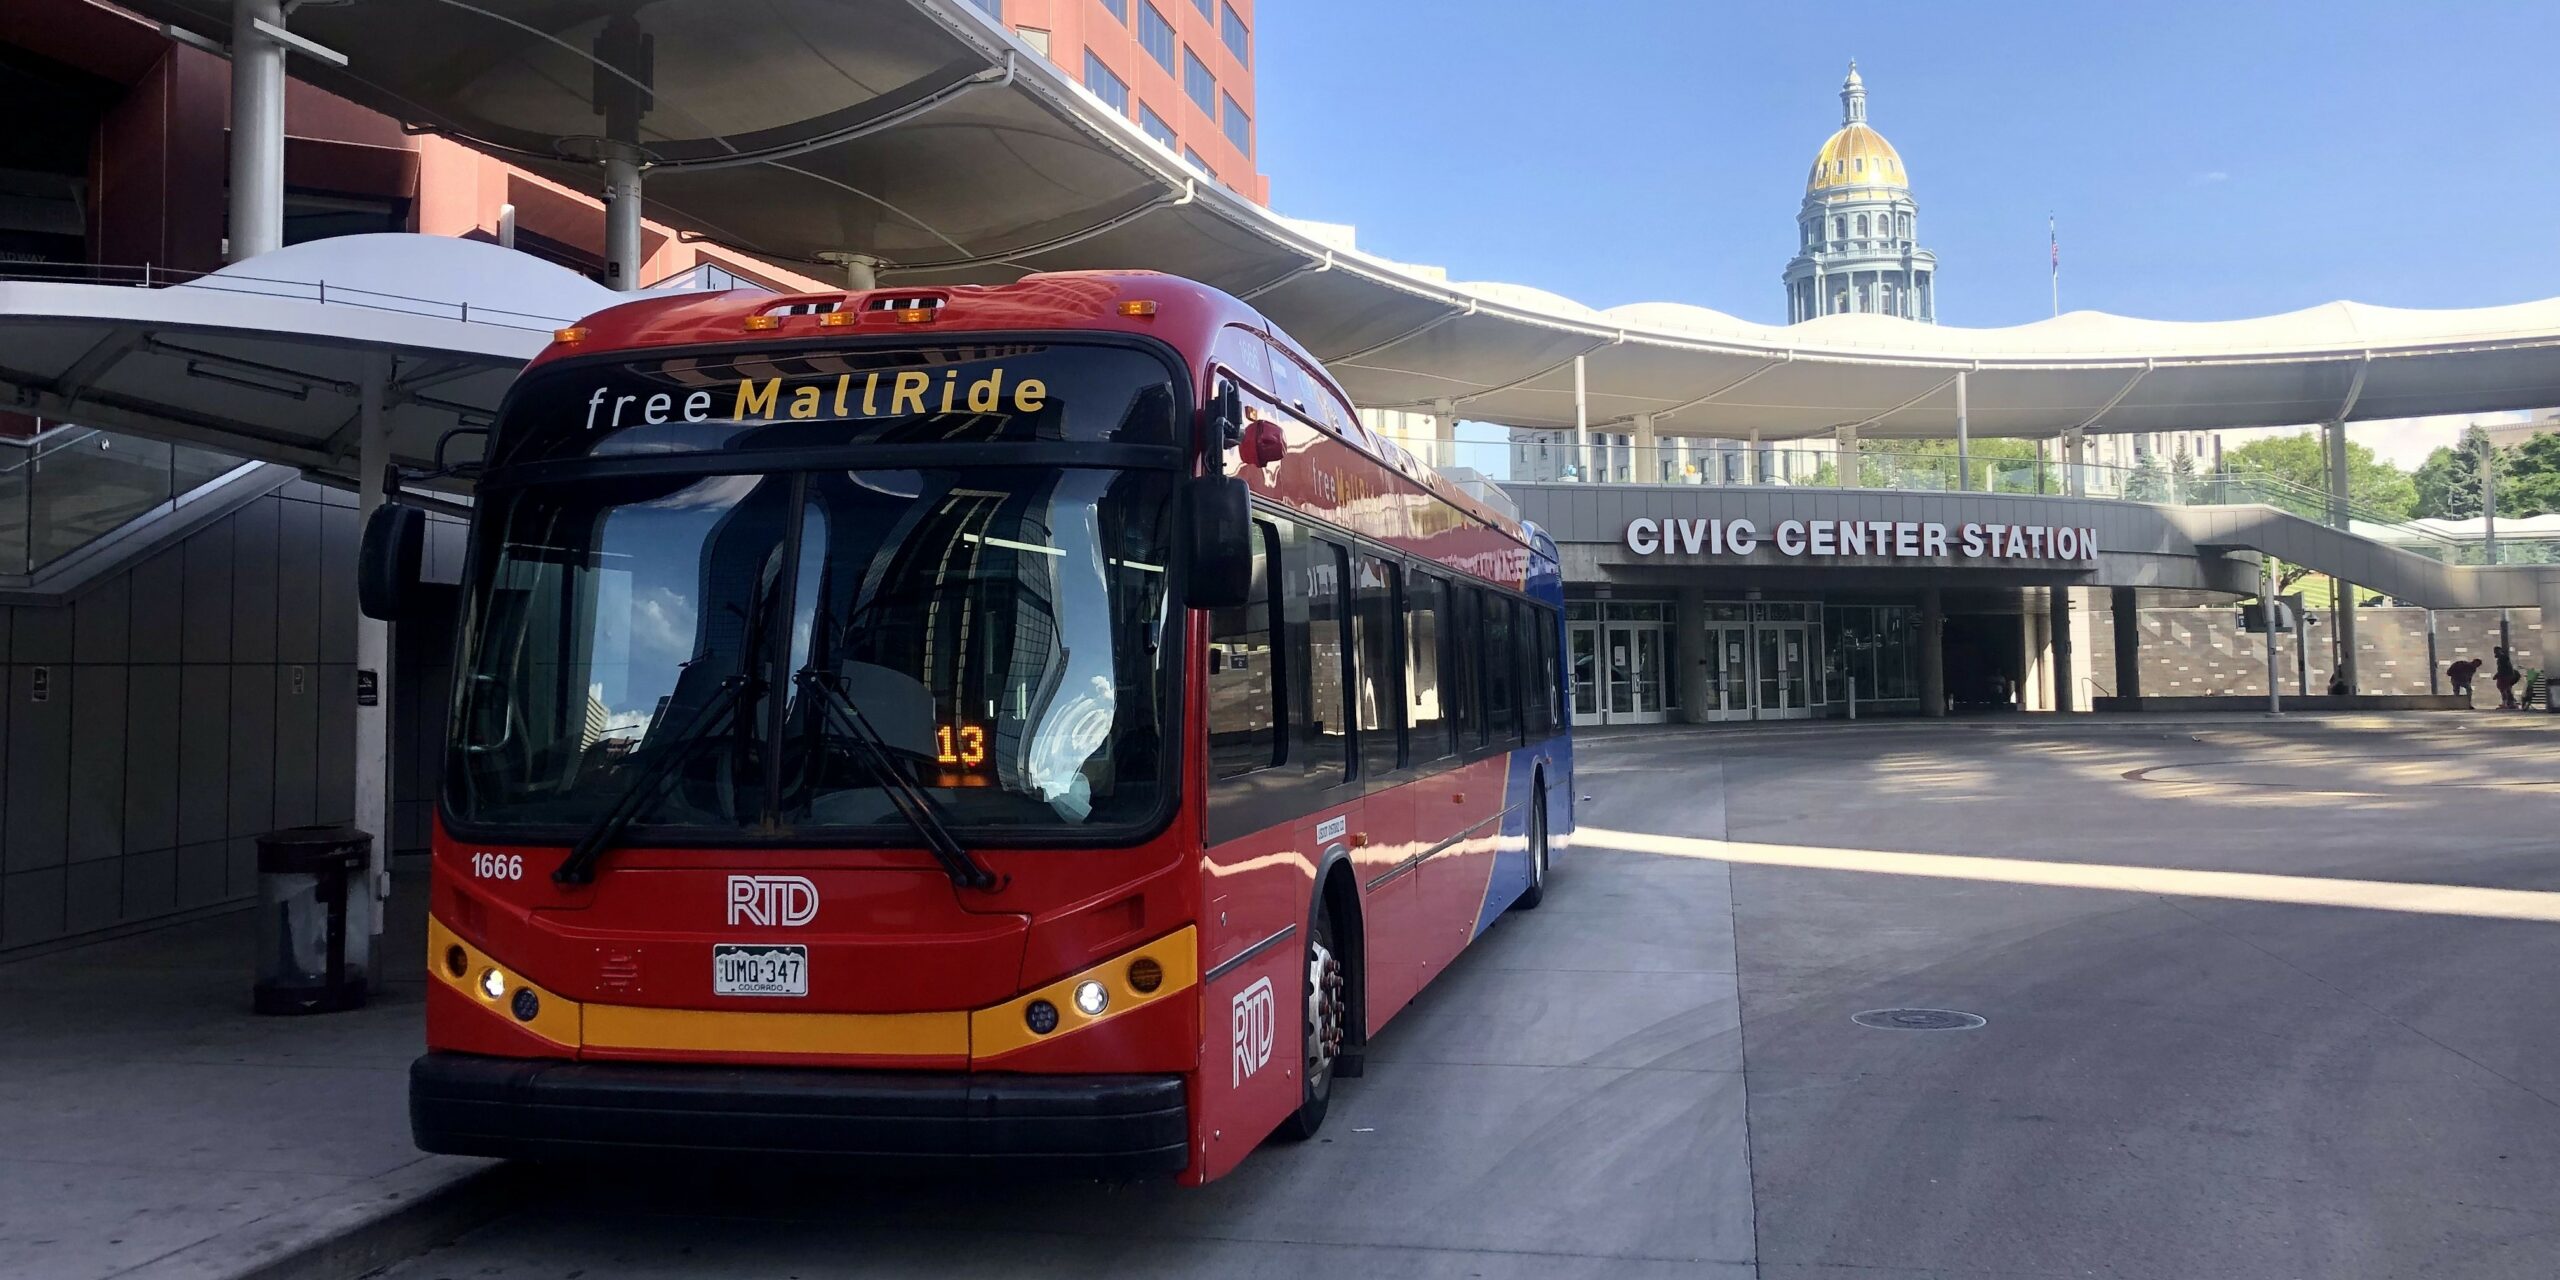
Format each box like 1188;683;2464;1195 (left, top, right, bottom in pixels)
361;271;1575;1183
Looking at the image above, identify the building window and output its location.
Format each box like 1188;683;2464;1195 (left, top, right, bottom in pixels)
1097;0;1128;22
1221;92;1251;154
1016;26;1050;56
1184;146;1214;180
1183;46;1215;111
1139;2;1176;71
1219;2;1251;65
1855;213;1869;238
1832;216;1845;239
1139;103;1177;148
1191;0;1212;14
1083;52;1129;113
966;0;1003;17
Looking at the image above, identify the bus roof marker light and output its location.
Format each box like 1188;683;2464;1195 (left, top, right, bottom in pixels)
743;314;783;332
893;306;935;324
1117;299;1159;317
552;326;590;344
1073;980;1110;1017
816;309;854;327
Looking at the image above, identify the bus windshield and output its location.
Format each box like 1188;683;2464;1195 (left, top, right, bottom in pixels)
448;463;1177;840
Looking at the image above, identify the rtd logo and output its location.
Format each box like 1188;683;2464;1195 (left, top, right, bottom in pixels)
726;875;818;928
1231;977;1277;1087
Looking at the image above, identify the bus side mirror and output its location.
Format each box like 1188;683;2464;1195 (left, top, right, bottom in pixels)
1179;474;1252;610
1210;381;1244;452
357;503;426;622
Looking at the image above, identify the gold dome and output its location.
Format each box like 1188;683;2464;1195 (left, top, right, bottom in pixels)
1806;124;1907;194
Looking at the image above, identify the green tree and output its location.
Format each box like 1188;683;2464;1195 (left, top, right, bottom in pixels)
2124;451;2169;502
2411;426;2501;519
2170;444;2198;501
2223;432;2417;519
1858;437;2045;491
2500;432;2560;517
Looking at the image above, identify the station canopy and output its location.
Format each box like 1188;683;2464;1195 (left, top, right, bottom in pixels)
0;235;612;488
134;0;2560;441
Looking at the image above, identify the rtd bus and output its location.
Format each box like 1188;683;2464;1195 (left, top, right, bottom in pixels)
360;271;1573;1183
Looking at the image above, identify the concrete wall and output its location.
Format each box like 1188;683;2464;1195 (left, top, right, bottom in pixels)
0;479;443;954
2085;607;2544;699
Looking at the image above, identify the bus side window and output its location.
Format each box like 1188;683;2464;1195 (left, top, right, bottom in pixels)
1482;589;1517;746
1208;519;1284;779
1405;572;1450;760
1528;604;1560;738
1353;555;1402;780
1447;587;1482;751
1302;536;1351;782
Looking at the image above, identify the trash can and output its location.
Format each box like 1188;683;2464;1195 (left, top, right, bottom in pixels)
253;825;374;1015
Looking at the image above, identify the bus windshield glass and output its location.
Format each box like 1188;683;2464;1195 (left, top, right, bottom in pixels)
449;465;1174;837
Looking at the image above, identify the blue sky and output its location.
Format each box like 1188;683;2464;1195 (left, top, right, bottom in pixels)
1256;1;2560;330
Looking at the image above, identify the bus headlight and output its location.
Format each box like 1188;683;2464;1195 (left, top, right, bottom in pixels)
478;967;506;1001
1073;980;1109;1017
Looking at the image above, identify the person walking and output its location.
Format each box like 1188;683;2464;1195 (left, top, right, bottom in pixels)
2493;646;2521;710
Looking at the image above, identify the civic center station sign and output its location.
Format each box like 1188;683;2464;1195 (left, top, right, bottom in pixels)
1624;517;2098;563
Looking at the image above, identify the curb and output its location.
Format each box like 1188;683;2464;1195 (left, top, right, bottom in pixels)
113;1158;526;1280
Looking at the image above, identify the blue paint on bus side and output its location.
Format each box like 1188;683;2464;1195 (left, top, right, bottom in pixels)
1475;524;1574;933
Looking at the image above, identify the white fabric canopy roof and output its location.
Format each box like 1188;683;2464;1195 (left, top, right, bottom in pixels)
129;0;2560;441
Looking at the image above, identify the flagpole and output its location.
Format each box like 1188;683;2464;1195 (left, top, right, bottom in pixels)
2048;213;2059;317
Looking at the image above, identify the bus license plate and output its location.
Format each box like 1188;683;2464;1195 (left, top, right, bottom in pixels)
712;944;808;997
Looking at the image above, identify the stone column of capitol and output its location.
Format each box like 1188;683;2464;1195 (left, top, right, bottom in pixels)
1783;61;1936;323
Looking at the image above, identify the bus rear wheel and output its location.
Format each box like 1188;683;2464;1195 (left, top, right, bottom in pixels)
1274;899;1346;1141
1514;788;1550;910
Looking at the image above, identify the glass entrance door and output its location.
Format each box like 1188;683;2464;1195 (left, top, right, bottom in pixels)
1755;624;1813;720
1604;623;1668;724
1703;624;1751;721
1568;623;1603;727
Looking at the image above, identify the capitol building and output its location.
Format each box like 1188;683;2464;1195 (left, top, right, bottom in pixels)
1783;62;1936;323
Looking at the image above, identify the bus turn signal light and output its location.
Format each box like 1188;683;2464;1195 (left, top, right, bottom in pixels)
1127;956;1164;993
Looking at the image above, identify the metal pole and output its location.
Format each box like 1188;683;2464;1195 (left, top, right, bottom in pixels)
2425;609;2440;694
496;203;517;250
227;0;287;262
2262;556;2281;714
604;152;645;290
1572;355;1589;482
2325;419;2357;691
354;354;394;927
2294;608;2308;696
1955;370;1971;492
1847;672;1857;721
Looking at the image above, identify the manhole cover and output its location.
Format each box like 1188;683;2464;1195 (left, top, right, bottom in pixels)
1852;1008;1986;1031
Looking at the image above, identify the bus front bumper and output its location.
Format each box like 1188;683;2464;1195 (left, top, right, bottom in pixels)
410;1052;1189;1177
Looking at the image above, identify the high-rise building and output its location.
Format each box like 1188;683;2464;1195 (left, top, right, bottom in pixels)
984;0;1269;204
1783;62;1935;323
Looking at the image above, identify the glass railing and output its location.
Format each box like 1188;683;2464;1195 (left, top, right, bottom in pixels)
0;428;256;576
1377;438;2560;567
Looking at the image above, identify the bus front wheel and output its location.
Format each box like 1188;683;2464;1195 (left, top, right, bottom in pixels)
1274;898;1346;1141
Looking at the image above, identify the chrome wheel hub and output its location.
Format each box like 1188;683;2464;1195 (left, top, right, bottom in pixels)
1305;938;1345;1087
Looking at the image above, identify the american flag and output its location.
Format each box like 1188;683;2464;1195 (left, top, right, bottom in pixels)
2049;215;2059;271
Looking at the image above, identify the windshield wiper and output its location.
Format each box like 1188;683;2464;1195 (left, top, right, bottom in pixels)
795;669;1002;893
553;674;751;886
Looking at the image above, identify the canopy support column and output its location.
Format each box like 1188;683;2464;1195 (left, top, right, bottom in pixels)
2064;426;2086;497
1836;423;1861;488
354;354;394;923
1955;370;1971;491
604;151;645;291
1431;398;1457;471
2049;586;2075;713
2324;418;2358;691
1572;355;1589;482
227;0;287;261
1747;428;1762;485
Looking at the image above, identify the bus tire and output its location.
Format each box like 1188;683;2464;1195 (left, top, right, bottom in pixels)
1274;896;1346;1142
1513;785;1550;911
